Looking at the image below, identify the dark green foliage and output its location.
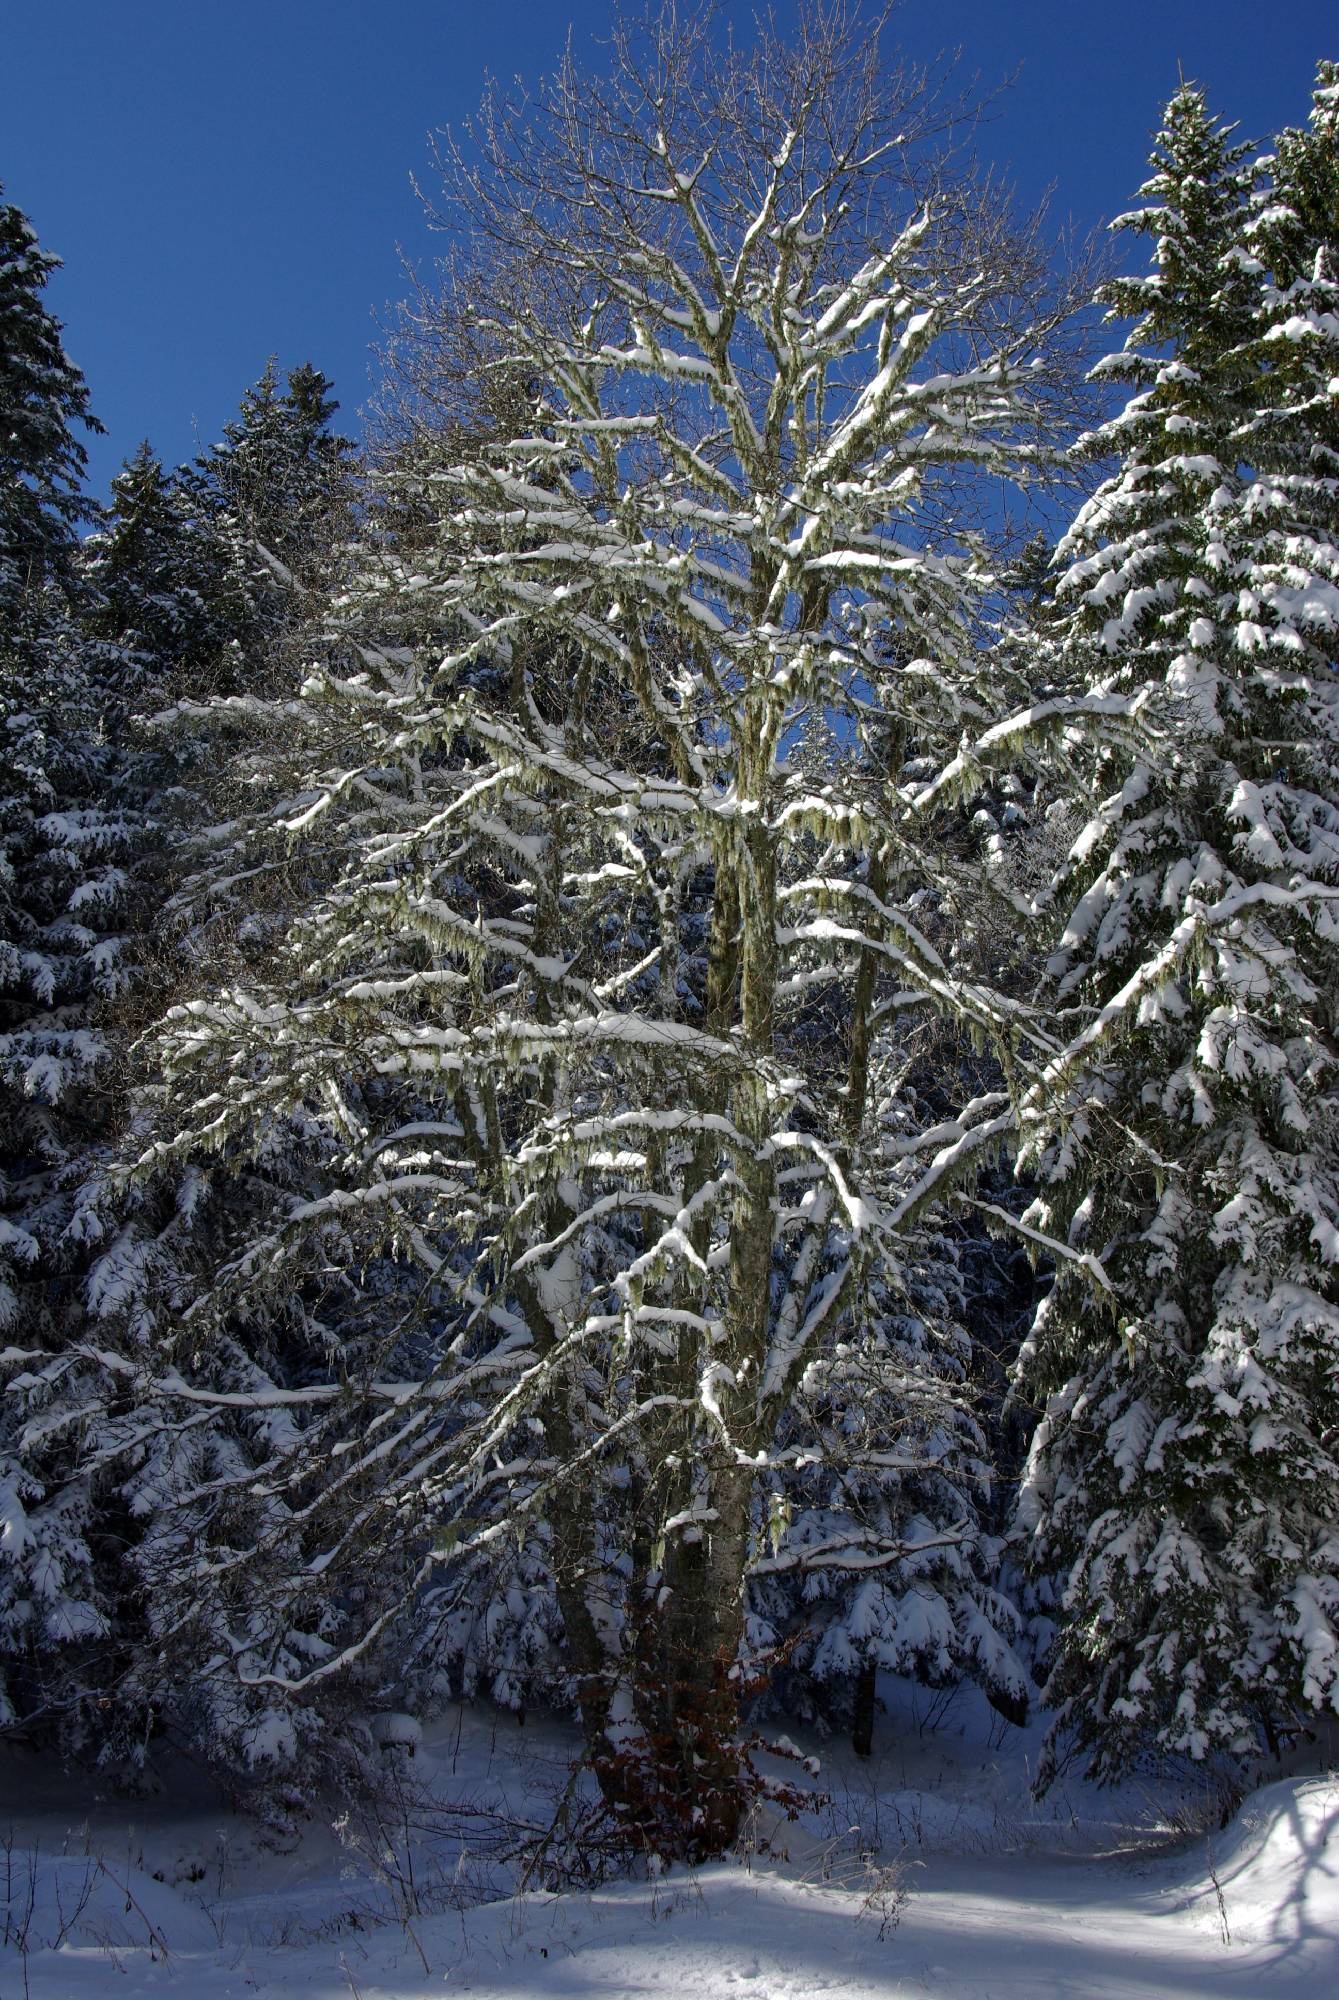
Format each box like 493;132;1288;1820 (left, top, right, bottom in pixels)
80;443;223;695
0;184;102;642
1018;71;1339;1787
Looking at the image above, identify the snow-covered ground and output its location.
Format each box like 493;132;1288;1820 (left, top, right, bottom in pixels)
2;1683;1335;1998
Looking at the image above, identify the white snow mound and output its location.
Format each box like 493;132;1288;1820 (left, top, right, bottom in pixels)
0;1851;217;1956
1182;1776;1339;1947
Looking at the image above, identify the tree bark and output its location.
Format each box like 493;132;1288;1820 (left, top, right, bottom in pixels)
852;1657;878;1759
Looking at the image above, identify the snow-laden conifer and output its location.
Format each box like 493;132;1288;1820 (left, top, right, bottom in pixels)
0;186;100;645
1016;75;1339;1783
0;190;145;1735
176;360;355;690
2;319;356;1752
79;443;226;695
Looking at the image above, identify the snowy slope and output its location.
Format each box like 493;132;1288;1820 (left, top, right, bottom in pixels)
2;1695;1335;1998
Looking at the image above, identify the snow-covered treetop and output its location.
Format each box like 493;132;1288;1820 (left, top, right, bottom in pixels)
1099;85;1259;368
0;185;101;634
1247;59;1339;284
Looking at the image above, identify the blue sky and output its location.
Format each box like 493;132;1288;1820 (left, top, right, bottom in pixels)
4;1;1334;497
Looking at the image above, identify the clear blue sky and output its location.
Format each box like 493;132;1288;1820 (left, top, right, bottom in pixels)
4;1;1334;497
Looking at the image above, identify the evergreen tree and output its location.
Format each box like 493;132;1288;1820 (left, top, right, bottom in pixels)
0;184;101;643
1;362;358;1772
33;374;360;1764
0;192;142;1736
752;1107;1029;1751
0;284;355;1754
1016;77;1339;1784
200;358;350;576
79;442;223;694
173;359;355;693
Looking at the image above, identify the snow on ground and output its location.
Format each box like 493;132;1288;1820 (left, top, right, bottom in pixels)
2;1683;1335;1998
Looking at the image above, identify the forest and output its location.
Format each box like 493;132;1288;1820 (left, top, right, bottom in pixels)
2;1;1338;1912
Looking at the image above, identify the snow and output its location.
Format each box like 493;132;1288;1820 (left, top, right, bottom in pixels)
368;1712;424;1754
3;1694;1335;1998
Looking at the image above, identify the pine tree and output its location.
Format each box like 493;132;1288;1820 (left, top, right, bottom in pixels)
751;1105;1029;1750
0;276;360;1760
173;359;355;694
0;191;144;1736
201;359;351;577
121;8;1073;1847
79;442;223;693
0;184;101;642
1016;77;1339;1784
32;378;362;1767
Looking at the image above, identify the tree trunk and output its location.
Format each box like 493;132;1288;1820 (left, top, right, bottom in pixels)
640;1457;754;1856
852;1657;878;1759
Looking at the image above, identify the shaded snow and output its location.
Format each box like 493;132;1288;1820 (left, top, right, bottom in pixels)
2;1696;1335;1997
